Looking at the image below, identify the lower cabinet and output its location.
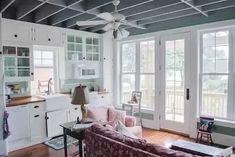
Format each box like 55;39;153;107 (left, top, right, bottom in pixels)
46;109;68;137
69;105;82;122
30;112;46;142
7;105;31;142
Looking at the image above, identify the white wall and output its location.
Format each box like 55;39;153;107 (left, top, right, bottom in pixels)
115;19;235;147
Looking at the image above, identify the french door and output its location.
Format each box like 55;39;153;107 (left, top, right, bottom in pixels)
160;33;190;134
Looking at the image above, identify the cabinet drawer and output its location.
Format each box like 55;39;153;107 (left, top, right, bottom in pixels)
29;102;45;113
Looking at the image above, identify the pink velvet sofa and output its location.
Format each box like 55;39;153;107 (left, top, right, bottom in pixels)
87;106;142;138
85;124;195;157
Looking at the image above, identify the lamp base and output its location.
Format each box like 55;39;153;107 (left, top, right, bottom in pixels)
76;116;92;124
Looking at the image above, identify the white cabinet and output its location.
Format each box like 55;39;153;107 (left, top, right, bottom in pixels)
46;109;68;137
7;105;31;142
29;103;46;142
33;25;62;46
89;92;110;106
69;105;82;122
2;19;33;43
3;44;34;82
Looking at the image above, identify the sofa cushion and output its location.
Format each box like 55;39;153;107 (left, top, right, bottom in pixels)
87;106;109;122
108;108;126;127
145;143;195;157
126;126;142;138
116;121;137;139
91;124;147;151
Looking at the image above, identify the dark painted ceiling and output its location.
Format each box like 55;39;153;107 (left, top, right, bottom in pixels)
0;0;235;35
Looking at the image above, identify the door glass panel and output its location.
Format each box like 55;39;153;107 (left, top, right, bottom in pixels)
122;74;135;103
165;39;185;123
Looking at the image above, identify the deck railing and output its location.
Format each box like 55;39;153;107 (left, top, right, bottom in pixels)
122;90;227;117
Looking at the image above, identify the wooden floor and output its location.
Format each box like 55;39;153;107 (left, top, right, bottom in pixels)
8;128;195;157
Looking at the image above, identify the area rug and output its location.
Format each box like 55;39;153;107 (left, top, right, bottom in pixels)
44;136;78;150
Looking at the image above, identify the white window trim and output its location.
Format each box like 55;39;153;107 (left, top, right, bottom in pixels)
120;39;156;110
199;28;235;121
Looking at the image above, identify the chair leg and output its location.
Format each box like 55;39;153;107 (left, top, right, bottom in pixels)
209;134;213;144
196;132;200;143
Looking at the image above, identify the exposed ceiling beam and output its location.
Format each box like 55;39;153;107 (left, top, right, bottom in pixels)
128;6;235;36
0;0;15;13
35;0;83;22
181;0;208;16
35;4;63;22
17;0;47;20
65;14;97;28
90;0;228;32
140;1;235;27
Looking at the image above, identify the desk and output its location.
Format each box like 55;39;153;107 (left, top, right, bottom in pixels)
60;121;93;157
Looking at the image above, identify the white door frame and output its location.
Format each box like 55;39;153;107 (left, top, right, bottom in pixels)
159;32;191;134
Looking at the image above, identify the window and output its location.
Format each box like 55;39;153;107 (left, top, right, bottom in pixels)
121;40;155;110
121;43;136;103
31;50;55;95
200;30;233;120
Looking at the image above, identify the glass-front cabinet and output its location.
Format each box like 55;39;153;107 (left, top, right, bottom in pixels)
85;37;99;61
67;35;83;60
66;34;100;62
3;45;33;81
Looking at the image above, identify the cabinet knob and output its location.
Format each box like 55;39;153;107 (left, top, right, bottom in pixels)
74;107;78;110
83;57;85;60
31;73;34;75
104;57;106;60
48;38;51;41
34;115;39;118
34;105;39;108
14;34;18;38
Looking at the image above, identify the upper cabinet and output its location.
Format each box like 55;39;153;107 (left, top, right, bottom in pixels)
33;25;64;46
2;20;33;43
66;34;100;62
67;35;83;60
3;44;33;82
85;37;100;61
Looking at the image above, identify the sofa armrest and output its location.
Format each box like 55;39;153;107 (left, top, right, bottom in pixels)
125;115;137;127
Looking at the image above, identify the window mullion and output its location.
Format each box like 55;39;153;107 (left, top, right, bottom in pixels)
136;41;140;91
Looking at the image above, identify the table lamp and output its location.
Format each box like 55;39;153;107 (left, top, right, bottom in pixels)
71;85;90;124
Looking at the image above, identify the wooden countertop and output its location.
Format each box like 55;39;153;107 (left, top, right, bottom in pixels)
6;96;45;107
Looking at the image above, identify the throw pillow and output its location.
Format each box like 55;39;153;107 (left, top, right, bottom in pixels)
87;106;108;122
116;120;137;139
199;117;214;132
108;108;126;127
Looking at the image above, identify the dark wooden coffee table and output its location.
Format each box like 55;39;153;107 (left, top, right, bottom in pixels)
171;140;224;156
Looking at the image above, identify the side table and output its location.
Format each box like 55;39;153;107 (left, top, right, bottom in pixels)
60;121;93;157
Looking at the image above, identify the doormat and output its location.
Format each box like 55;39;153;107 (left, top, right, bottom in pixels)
44;136;78;150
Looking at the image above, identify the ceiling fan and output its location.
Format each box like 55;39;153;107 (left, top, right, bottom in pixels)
76;0;146;39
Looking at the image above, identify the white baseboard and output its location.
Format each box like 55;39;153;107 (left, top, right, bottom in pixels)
0;140;7;156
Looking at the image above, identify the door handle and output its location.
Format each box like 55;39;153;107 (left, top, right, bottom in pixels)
186;88;190;100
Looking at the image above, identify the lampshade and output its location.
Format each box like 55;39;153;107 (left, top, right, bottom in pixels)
71;85;89;105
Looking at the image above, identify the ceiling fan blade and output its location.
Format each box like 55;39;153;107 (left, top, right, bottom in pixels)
122;20;146;29
76;20;107;26
97;12;114;22
119;28;130;38
103;23;114;31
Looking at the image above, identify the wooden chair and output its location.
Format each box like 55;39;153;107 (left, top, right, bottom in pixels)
196;117;214;145
122;91;142;125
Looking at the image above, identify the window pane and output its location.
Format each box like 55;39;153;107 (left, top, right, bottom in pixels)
42;59;53;66
34;50;42;59
122;43;136;73
140;75;155;109
42;51;53;59
203;33;215;47
122;74;135;103
216;31;229;46
140;40;155;73
201;75;228;118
